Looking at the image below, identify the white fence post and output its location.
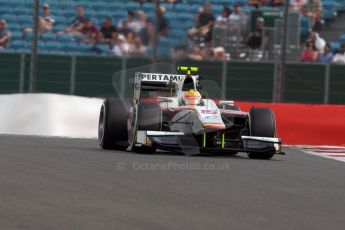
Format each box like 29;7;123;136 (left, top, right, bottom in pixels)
19;53;25;93
70;55;76;95
324;64;330;104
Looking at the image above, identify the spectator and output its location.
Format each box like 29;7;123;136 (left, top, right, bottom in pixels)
64;5;86;35
118;11;144;35
269;0;285;7
81;18;100;44
300;41;318;62
188;3;215;43
157;6;169;36
40;4;55;33
0;19;11;50
215;6;232;24
137;11;147;30
302;0;323;29
99;17;117;44
333;43;345;64
188;46;204;60
212;47;230;61
308;32;325;53
229;3;248;35
318;43;333;63
248;0;265;9
196;3;215;27
24;4;55;34
246;17;268;61
290;0;307;12
111;34;130;56
138;18;153;46
129;36;146;57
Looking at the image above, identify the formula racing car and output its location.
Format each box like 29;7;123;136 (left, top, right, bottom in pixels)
98;66;282;159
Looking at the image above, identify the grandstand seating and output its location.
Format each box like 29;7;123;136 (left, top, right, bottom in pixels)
1;0;344;57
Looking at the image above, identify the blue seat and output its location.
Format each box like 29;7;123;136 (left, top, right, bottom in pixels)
23;32;34;40
170;38;184;47
124;2;140;11
96;44;110;54
11;7;29;15
300;16;311;38
62;42;80;52
0;6;12;15
157;45;171;57
142;3;154;11
36;41;45;50
58;33;73;42
147;45;171;57
178;21;194;30
177;13;194;22
7;23;21;31
45;41;61;51
79;44;95;53
212;5;223;15
1;14;16;22
174;3;189;12
158;37;171;45
72;1;91;10
63;11;76;19
10;31;23;40
10;40;28;49
16;15;32;24
161;3;174;11
112;12;127;20
6;0;26;7
169;29;187;40
91;2;108;11
53;16;67;25
330;42;340;52
108;2;124;11
95;12;110;21
189;4;202;13
54;24;67;33
41;33;57;41
339;34;345;43
165;12;179;20
20;21;33;30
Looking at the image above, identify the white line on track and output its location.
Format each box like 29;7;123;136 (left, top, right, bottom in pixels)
291;145;345;163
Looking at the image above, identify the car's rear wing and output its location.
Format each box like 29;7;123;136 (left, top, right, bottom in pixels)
134;72;198;100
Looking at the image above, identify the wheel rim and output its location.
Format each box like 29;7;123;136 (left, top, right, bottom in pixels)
98;105;105;143
128;105;138;149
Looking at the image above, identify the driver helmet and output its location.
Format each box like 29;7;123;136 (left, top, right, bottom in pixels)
182;89;202;106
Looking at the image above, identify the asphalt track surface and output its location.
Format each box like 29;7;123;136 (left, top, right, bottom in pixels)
0;135;344;230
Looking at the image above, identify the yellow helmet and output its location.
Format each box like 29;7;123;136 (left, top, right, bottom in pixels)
182;90;202;106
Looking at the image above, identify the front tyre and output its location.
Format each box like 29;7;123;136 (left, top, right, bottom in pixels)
247;108;276;160
98;98;129;150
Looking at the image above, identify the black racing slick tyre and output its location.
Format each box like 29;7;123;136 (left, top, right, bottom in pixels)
98;98;129;150
132;101;162;154
247;108;276;160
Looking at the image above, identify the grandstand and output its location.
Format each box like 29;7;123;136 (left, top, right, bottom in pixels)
0;0;345;58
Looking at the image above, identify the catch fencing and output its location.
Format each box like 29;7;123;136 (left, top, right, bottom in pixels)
0;52;344;104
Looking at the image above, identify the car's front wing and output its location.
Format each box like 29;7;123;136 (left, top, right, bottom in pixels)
135;131;282;155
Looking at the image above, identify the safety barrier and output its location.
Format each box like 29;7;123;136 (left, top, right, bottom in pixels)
0;92;343;145
237;102;345;146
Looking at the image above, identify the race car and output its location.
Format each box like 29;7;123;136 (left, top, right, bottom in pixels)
98;66;282;159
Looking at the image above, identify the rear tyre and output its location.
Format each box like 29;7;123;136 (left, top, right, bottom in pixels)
247;108;276;160
132;102;162;154
98;98;129;150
